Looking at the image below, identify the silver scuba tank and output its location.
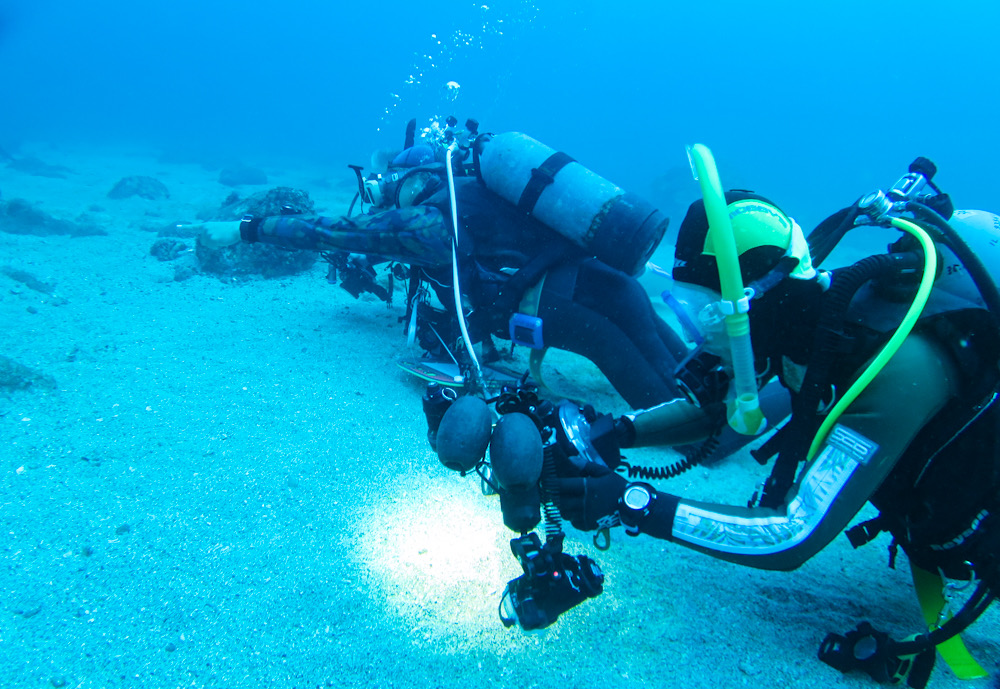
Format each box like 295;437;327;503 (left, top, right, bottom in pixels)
848;209;1000;332
474;132;669;276
927;210;1000;315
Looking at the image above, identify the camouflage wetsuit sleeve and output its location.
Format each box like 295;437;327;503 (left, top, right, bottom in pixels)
246;206;454;267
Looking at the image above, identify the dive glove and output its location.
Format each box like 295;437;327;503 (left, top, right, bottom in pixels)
553;469;627;532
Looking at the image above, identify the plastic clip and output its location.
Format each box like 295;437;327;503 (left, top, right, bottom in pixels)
718;288;753;316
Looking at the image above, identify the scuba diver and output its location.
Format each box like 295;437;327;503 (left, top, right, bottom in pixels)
429;147;1000;688
199;117;689;408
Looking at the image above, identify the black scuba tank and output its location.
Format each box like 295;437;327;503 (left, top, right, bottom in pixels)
474;132;669;276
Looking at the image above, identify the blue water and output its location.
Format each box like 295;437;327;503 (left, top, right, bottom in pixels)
3;0;998;226
2;3;999;687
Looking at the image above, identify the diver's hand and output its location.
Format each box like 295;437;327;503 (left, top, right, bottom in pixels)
565;407;629;471
196;220;243;249
612;415;636;450
553;471;627;531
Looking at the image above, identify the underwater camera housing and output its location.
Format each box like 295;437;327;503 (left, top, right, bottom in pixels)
499;532;604;631
425;379;617;630
490;382;620;630
322;252;390;303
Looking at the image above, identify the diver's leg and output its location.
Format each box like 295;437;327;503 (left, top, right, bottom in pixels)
537;263;679;408
573;260;690;379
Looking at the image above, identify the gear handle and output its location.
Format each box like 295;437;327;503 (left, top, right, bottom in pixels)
908;156;937;181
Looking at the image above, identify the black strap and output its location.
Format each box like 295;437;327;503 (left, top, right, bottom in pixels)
400;266;424;329
517;151;575;215
845;516;886;548
491;237;578;320
750;419;792;466
239;214;262;243
404;118;416;149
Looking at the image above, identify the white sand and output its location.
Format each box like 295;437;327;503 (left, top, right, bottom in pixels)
0;145;996;688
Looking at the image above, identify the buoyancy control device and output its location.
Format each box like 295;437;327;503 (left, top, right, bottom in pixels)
794;160;1000;688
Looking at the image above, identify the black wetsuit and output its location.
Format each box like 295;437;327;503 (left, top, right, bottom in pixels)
243;177;687;408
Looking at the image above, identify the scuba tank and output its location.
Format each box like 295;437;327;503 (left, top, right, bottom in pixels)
838;209;1000;334
919;209;1000;313
474;132;669;276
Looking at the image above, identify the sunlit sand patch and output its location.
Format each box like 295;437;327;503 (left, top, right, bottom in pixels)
352;476;515;643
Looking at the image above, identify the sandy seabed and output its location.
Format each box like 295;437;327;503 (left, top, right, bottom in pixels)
0;144;997;689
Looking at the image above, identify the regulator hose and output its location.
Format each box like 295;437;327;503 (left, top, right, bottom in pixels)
760;251;924;507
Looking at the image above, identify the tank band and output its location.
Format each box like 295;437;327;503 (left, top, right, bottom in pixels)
517;151;575;215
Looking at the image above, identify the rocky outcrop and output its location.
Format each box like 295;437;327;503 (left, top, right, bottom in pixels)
149;238;190;262
0;355;56;394
203;187;315;221
0;199;106;237
5;155;72;179
107;175;170;201
195;187;317;280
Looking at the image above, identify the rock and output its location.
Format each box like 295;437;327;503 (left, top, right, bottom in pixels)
173;263;198;282
1;266;56;295
204;186;315;221
218;163;268;187
107;175;170;201
194;187;318;280
6;155;72;178
0;199;106;237
0;266;66;304
196;240;317;279
150;238;189;262
16;604;43;618
0;355;56;393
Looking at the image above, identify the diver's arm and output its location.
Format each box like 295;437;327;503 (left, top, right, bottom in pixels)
634;434;886;570
196;220;242;249
625;398;717;447
240;206;454;267
626;334;959;571
627;378;791;454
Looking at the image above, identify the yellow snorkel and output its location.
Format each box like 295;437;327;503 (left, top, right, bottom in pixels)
686;144;765;435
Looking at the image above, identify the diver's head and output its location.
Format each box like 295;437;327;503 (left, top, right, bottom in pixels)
371;145;443;208
389;145;435;170
394;169;444;207
667;191;819;368
672;191;815;293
